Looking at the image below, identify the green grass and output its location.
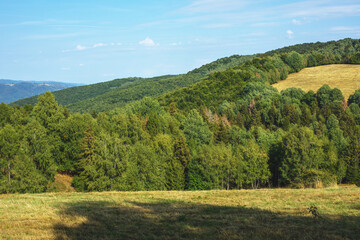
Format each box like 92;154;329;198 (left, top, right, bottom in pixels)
0;185;359;239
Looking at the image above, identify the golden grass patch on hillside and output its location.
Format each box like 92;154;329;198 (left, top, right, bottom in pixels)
272;64;360;99
0;186;359;239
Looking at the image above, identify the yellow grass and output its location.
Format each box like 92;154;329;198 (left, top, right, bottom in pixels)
0;185;359;239
47;173;75;192
272;64;360;99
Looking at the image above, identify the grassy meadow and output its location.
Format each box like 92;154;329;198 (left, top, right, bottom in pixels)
0;185;359;240
272;64;360;99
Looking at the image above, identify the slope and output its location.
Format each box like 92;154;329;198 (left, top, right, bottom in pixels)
10;77;142;107
10;54;255;112
157;38;360;111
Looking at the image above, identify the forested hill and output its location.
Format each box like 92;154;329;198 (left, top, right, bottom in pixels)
158;38;360;111
265;38;359;55
1;38;360;194
11;38;360;113
10;54;255;112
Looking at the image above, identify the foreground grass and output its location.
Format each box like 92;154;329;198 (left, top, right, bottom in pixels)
272;64;360;99
0;186;359;240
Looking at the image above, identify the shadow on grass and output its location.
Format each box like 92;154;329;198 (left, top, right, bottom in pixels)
54;199;360;240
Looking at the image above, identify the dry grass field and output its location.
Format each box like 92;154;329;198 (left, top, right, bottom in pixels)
272;64;360;99
0;185;359;240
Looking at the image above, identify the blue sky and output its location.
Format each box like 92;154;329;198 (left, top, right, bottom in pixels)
1;0;360;84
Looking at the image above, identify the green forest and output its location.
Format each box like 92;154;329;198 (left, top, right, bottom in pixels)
1;38;360;193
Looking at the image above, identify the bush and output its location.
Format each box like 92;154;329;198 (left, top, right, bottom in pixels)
284;51;304;72
301;169;337;188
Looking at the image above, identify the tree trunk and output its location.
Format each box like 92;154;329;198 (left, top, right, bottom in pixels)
8;162;11;184
227;174;230;190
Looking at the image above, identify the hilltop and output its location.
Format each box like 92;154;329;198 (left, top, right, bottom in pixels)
10;54;255;112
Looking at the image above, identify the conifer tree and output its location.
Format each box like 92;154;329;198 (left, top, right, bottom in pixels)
74;126;99;191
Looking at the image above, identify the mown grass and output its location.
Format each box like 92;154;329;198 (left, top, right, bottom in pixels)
0;185;359;240
272;64;360;99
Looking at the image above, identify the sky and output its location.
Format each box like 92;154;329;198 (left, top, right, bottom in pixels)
1;0;360;84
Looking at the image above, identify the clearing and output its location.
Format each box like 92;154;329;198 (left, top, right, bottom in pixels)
0;185;359;239
272;64;360;99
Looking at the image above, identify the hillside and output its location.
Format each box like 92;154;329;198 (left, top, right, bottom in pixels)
0;186;359;239
157;39;360;111
10;54;255;112
9;77;143;107
2;38;360;195
0;79;80;104
272;64;360;99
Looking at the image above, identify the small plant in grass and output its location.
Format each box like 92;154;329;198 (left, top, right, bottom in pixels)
308;204;320;219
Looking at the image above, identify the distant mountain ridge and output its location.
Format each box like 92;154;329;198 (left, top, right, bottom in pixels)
0;79;82;104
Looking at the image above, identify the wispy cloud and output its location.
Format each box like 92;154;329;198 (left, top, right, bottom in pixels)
292;19;302;25
24;32;82;40
139;37;158;47
93;43;106;48
178;0;250;14
202;23;231;29
279;1;360;19
251;22;280;27
330;26;360;34
141;0;360;31
170;42;182;46
63;41;124;52
0;18;102;30
103;73;115;77
76;45;87;51
287;30;294;39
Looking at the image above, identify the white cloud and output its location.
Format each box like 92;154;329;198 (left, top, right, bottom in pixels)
79;64;84;67
292;19;301;25
64;41;124;53
139;37;158;47
170;42;182;46
286;30;294;39
76;45;87;51
93;43;106;48
61;67;71;71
